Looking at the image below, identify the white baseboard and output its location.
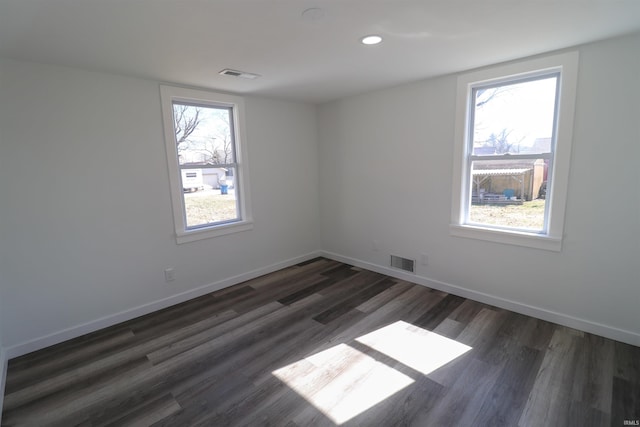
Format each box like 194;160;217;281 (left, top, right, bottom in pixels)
5;251;322;360
320;250;640;347
0;347;7;423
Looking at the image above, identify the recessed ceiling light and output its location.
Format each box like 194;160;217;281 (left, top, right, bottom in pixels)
361;35;383;45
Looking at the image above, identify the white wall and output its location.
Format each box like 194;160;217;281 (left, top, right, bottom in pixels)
318;33;640;344
0;60;7;422
0;58;320;352
0;58;7;413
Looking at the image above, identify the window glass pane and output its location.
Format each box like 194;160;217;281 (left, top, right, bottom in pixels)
468;159;548;231
472;76;557;156
172;103;236;166
183;167;239;229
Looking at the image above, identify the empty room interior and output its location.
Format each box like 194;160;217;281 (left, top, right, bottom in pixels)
1;1;639;426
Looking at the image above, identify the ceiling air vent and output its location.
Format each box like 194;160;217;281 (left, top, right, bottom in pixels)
219;68;260;80
390;255;415;273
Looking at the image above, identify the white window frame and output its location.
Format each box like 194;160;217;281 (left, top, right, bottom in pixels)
160;85;253;244
450;52;579;251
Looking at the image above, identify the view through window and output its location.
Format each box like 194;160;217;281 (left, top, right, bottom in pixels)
160;85;252;243
467;75;558;232
172;102;240;229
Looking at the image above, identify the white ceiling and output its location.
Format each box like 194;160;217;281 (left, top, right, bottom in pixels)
1;0;639;104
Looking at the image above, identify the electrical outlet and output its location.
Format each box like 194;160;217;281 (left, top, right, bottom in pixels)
420;253;428;266
164;267;175;282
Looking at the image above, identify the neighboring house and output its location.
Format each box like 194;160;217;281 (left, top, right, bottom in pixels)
181;163;233;191
181;169;204;191
202;168;233;189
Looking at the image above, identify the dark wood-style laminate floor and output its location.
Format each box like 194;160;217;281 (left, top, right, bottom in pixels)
2;258;639;426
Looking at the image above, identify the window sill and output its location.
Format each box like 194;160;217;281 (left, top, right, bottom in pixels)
449;224;562;252
176;220;253;244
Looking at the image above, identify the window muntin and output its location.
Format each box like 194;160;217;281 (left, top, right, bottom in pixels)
450;52;579;251
160;85;252;243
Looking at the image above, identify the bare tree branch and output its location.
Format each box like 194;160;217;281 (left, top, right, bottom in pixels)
173;104;202;145
486;128;526;154
475;87;510;108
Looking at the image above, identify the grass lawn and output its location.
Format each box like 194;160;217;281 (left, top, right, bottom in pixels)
184;189;238;227
469;199;546;230
184;190;545;230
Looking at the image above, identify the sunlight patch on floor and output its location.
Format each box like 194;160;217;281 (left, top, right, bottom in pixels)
272;321;472;424
356;320;472;376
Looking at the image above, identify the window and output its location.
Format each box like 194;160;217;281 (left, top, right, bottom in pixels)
160;85;252;243
450;52;578;251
